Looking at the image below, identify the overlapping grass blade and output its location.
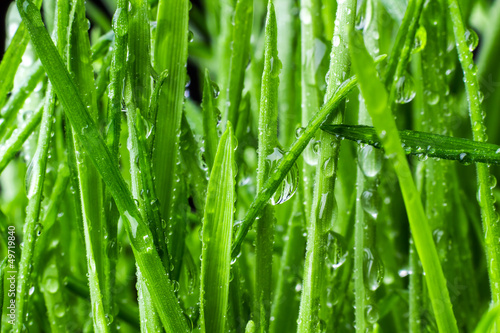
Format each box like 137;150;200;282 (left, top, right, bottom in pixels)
200;122;236;333
17;2;189;331
349;30;458;333
201;68;220;171
322;124;500;165
153;0;190;281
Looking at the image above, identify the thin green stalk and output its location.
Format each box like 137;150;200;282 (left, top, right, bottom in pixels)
231;73;360;257
447;0;500;306
350;30;458;333
300;0;321;219
67;0;108;329
0;105;42;174
201;68;220;171
18;2;189;331
0;62;44;140
297;0;356;330
0;0;42;107
354;2;383;331
200;123;236;333
153;0;190;279
220;0;253;128
14;84;56;332
255;1;280;331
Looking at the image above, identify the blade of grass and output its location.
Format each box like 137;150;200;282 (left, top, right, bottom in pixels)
298;0;357;329
473;304;500;333
14;84;56;332
153;0;190;280
220;0;253;128
67;0;108;329
447;0;500;306
0;104;42;174
201;68;220;171
17;2;189;331
199;122;236;333
0;62;44;140
0;0;41;108
349;30;458;333
255;1;280;331
321;125;500;165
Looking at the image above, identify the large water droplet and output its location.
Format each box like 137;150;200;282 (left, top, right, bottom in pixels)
25;149;41;199
361;190;379;219
266;147;299;205
465;29;479;52
395;74;416;104
363;248;384;291
365;304;380;324
326;231;348;273
358;145;382;178
412;26;427;54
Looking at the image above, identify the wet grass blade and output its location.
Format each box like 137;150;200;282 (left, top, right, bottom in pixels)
447;0;500;306
17;2;189;331
349;30;458;333
201;69;220;171
200;123;236;333
322;125;500;165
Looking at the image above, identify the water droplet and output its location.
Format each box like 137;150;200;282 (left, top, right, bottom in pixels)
25;149;41;199
425;90;440;105
363;248;384;291
299;8;312;25
44;278;59;294
365;305;379;324
266;147;299;205
395;74;416;104
172;280;180;292
210;81;220;99
54;303;66;318
295;127;305;138
358;145;382;178
326;231;348;272
412;26;427;54
465;29;479;52
333;35;341;47
188;30;194;43
270;56;282;78
361;190;379;219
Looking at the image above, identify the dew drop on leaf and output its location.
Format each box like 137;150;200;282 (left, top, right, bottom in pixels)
412;26;427;54
465;29;479;52
266;147;299;205
395;74;416;104
358;145;382;178
363;248;384;291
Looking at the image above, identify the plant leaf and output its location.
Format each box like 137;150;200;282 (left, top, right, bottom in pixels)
200;122;236;333
322;124;500;165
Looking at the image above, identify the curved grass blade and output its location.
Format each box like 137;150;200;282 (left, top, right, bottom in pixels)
17;2;189;331
349;30;458;333
200;122;236;333
473;304;500;333
322;124;500;165
0;104;42;174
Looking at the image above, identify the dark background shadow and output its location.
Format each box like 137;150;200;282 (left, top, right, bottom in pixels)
0;0;14;58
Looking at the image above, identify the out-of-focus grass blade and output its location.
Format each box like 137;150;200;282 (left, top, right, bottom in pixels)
200;122;236;333
202;68;220;171
220;0;253;128
473;304;500;333
17;2;189;331
322;124;500;165
349;30;458;333
0;0;42;107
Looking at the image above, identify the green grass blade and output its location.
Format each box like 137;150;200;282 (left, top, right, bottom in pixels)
220;0;253;128
17;2;189;331
473;304;500;333
0;62;44;140
447;0;500;306
0;105;42;174
14;84;56;332
231;74;358;257
200;122;236;333
201;68;220;171
322;125;500;165
297;0;357;329
255;1;280;330
153;0;189;273
349;30;458;333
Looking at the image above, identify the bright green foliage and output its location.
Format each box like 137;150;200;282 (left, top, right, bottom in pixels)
2;0;500;332
200;123;236;333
